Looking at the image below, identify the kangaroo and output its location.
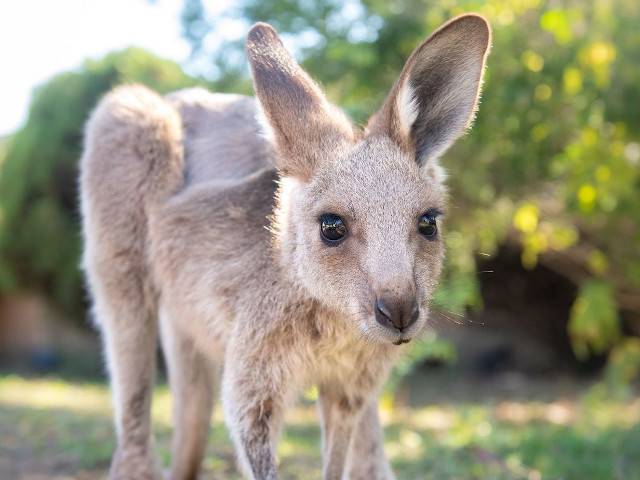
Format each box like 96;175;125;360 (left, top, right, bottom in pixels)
80;14;490;480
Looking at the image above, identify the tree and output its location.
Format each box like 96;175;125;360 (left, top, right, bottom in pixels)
0;48;202;319
180;0;640;361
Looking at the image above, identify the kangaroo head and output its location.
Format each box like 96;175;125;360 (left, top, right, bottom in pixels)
247;15;491;345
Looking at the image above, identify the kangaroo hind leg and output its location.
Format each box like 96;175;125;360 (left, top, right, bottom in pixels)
81;84;185;480
160;311;218;480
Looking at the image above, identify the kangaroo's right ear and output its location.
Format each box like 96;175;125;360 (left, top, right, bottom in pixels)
369;14;491;170
246;23;354;180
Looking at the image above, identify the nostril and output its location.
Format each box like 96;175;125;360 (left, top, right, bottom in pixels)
375;298;407;331
409;300;419;325
374;298;397;330
375;299;392;321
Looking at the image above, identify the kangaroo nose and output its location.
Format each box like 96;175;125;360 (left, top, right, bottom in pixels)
374;297;419;332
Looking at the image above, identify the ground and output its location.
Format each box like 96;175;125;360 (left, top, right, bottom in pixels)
1;372;639;480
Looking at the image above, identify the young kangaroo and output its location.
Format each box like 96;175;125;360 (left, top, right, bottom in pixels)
80;14;490;480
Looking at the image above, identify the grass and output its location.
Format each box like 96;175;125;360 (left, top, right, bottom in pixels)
1;373;639;479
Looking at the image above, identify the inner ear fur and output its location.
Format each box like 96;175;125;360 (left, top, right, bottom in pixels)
368;14;491;166
246;23;355;180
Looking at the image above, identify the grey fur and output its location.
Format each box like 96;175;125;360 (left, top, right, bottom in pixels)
80;15;491;480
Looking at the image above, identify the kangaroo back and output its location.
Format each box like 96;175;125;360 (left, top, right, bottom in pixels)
80;84;184;317
167;88;273;185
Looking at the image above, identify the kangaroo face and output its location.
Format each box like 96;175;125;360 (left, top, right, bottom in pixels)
280;135;446;343
248;16;491;344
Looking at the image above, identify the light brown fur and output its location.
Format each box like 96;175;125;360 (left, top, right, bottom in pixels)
80;15;491;480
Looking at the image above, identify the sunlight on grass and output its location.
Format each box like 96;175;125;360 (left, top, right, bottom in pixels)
1;375;639;479
0;376;112;414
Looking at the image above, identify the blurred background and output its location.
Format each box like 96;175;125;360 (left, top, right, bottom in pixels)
0;0;639;479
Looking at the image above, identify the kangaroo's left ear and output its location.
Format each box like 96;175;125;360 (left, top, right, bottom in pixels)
368;14;491;168
246;22;355;180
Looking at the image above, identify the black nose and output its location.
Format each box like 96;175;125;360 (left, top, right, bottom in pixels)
374;297;419;332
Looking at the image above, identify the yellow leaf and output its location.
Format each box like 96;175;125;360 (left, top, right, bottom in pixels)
577;184;597;211
564;67;583;95
513;203;539;233
522;50;544;72
587;249;609;275
540;10;573;44
581;41;616;67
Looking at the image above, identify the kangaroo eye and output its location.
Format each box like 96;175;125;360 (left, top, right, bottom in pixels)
320;213;347;244
418;213;438;239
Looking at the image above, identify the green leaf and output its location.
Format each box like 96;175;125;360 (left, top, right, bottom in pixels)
569;279;620;359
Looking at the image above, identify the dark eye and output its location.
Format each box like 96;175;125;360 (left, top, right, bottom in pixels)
418;212;438;239
320;213;347;244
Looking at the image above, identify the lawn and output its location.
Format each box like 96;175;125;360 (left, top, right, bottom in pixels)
1;373;639;479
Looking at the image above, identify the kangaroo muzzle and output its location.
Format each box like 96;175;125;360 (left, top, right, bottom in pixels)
374;295;419;333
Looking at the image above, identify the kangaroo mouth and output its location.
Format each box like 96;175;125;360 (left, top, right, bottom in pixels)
393;338;411;346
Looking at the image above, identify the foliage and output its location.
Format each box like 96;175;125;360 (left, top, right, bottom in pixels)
0;48;201;317
569;279;620;359
605;338;640;396
181;0;640;362
0;0;638;366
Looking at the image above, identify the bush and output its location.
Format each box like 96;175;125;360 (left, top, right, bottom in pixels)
194;0;640;363
0;48;202;319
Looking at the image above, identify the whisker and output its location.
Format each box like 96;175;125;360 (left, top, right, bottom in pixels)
437;311;464;326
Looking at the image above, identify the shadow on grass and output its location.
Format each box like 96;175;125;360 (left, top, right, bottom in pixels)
0;402;240;479
1;376;639;479
0;404;114;478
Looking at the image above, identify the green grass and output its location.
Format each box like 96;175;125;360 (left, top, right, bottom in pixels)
0;374;639;479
